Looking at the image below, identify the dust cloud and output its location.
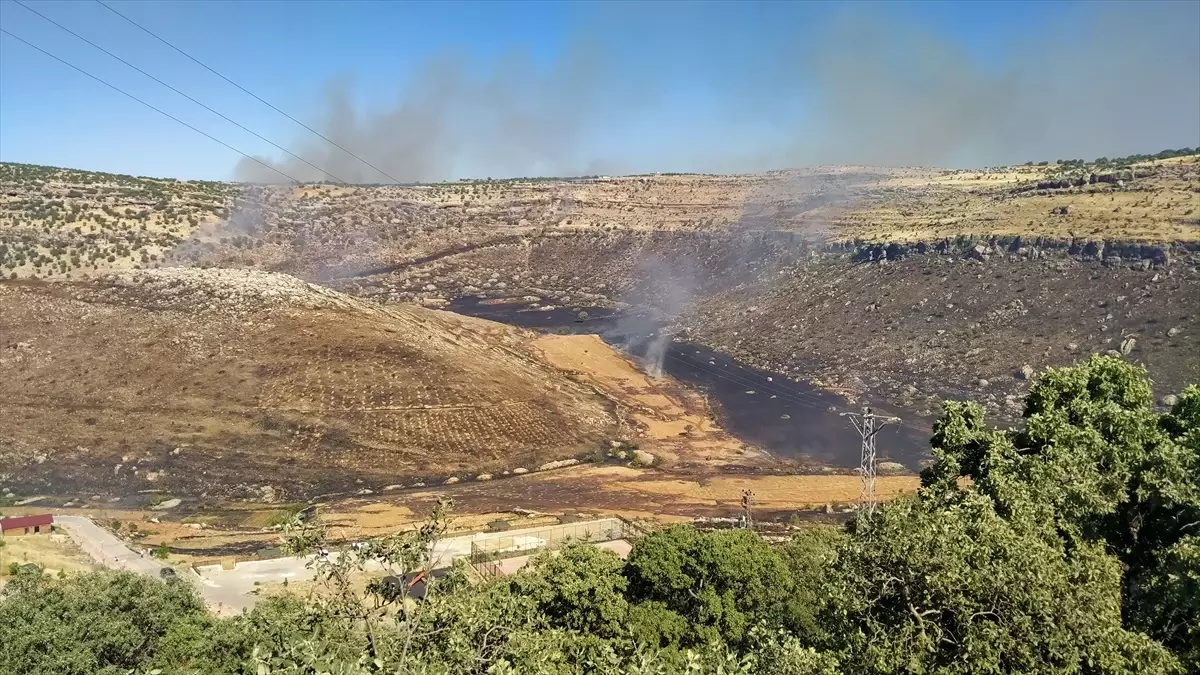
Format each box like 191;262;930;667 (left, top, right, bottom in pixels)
237;1;1198;182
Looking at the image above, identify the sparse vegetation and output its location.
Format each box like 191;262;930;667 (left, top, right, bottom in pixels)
0;143;1198;671
0;161;234;279
2;357;1197;673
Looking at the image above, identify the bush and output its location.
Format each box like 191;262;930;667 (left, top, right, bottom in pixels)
624;526;800;647
0;570;212;675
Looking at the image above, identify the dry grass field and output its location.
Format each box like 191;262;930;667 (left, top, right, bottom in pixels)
0;532;98;576
846;158;1200;242
0;267;619;501
531;333;761;468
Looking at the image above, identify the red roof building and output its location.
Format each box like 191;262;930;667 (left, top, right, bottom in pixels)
0;513;54;535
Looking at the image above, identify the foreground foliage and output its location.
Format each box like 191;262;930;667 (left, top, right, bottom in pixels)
1;356;1196;674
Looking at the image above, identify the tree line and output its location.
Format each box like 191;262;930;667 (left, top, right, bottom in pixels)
1;355;1197;674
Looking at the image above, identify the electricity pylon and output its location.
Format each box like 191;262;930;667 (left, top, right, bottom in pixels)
840;407;901;514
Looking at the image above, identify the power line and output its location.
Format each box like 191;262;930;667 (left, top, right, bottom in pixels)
12;0;346;185
661;340;928;435
94;0;404;186
0;27;301;185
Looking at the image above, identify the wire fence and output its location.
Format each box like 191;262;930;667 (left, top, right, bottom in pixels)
468;517;639;572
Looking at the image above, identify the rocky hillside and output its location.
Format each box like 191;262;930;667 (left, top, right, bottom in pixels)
2;151;1197;446
0;268;618;502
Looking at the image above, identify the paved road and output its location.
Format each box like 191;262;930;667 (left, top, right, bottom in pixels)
192;525;554;612
57;515;627;616
193;519;626;613
55;515;168;576
53;516;247;612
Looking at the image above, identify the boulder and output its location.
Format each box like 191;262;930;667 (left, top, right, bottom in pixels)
537;458;579;472
1120;337;1136;355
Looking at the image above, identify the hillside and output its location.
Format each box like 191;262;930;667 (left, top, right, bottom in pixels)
2;151;1198;444
3;152;1197;283
0;267;619;502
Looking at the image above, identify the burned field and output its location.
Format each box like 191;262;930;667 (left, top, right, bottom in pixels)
2;157;1198;514
346;228;1199;433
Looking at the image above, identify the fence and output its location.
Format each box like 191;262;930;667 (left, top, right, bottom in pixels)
468;517;639;575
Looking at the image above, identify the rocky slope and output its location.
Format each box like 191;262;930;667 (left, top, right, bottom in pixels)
2;153;1197;469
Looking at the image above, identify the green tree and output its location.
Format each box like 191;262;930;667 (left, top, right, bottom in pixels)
0;570;213;675
624;526;797;648
825;493;1179;674
778;526;846;642
921;357;1200;664
511;542;630;637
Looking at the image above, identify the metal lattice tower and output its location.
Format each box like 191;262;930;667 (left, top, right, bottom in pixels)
840;407;902;514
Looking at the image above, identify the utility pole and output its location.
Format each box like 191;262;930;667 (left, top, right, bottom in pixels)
740;489;755;531
840;407;901;515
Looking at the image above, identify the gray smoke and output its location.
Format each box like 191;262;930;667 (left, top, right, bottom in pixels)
237;1;1198;182
235;44;619;184
785;3;1200;167
166;184;269;266
605;255;697;379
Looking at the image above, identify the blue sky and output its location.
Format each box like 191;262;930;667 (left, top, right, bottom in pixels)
1;0;1196;181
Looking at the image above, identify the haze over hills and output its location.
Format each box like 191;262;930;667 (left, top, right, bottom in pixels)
3;151;1197;453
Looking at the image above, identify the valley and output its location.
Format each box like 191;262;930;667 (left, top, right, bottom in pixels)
2;153;1198;541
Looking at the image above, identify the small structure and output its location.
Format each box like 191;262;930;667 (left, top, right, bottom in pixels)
0;513;54;535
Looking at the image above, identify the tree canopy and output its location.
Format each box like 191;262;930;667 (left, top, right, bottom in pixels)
2;355;1196;674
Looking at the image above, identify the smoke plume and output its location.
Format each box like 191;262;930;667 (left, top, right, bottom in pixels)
786;4;1200;168
604;255;697;379
237;1;1198;182
235;44;621;184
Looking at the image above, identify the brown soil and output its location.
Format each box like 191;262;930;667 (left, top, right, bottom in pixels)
0;268;619;501
529;334;762;467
